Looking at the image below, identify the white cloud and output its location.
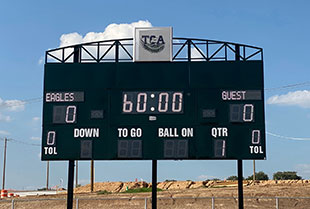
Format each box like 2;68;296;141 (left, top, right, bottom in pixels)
32;117;40;121
296;164;310;178
191;47;205;61
0;97;25;112
31;136;40;141
267;90;310;108
197;175;218;180
59;32;83;47
0;97;25;122
38;56;44;65
0;130;10;135
47;20;152;63
59;20;152;48
0;113;11;122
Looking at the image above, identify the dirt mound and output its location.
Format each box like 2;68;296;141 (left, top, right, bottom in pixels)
74;179;310;193
74;181;148;193
157;181;174;190
6;181;310;209
119;181;148;192
254;179;309;185
158;180;194;190
189;181;205;189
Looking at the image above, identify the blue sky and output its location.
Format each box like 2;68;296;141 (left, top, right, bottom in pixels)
1;0;310;190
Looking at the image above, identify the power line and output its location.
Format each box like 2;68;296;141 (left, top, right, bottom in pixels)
267;132;310;141
0;137;40;146
265;81;310;91
10;138;41;146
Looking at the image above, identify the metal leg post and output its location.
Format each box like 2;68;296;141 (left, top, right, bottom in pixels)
238;160;244;209
67;160;75;209
152;160;157;209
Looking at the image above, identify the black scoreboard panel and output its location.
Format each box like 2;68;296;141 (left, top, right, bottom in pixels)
42;61;266;160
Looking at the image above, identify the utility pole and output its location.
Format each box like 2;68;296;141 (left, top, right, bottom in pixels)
253;160;256;182
90;160;94;192
2;138;7;190
75;161;78;188
46;161;49;190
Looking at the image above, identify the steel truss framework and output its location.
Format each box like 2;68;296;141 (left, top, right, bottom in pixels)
45;38;263;63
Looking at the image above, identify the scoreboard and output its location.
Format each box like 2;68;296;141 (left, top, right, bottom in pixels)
42;60;266;161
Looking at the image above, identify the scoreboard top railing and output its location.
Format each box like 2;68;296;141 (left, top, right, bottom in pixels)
45;38;263;64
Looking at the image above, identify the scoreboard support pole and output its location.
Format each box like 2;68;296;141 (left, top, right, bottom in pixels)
237;160;244;209
235;44;244;209
67;160;75;209
66;46;79;209
152;160;157;209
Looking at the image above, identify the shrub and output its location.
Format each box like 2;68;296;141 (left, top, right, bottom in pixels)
246;171;269;180
227;176;238;181
273;171;302;180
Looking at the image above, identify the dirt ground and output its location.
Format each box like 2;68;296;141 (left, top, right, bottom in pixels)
1;180;310;209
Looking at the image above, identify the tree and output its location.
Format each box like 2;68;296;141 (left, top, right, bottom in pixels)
206;178;220;181
246;171;269;180
227;176;238;181
273;171;302;180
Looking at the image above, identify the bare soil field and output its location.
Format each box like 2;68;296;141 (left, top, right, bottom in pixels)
1;180;310;209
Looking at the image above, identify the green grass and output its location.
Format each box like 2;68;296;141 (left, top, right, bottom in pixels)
122;187;162;193
211;185;227;188
97;190;112;195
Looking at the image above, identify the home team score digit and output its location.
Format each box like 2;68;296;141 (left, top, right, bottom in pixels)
122;91;183;114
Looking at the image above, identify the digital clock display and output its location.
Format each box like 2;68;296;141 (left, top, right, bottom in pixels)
122;91;183;114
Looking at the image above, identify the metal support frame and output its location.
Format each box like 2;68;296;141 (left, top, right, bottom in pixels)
144;198;147;209
152;160;157;209
66;45;80;209
238;160;244;209
46;38;263;64
73;45;80;63
235;44;244;209
115;41;119;62
75;161;78;188
67;160;75;209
